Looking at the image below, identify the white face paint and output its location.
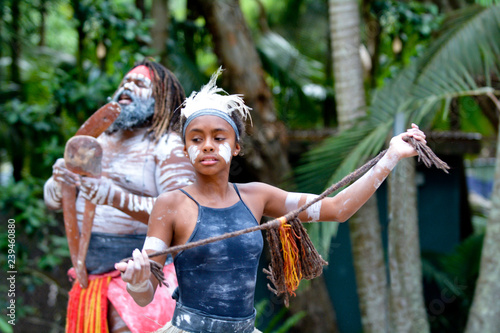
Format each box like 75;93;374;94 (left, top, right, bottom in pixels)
122;73;152;100
218;142;232;164
188;145;200;164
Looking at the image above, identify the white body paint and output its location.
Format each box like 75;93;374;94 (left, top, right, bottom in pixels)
47;128;195;234
143;236;168;252
219;142;232;164
370;152;399;189
285;193;302;211
305;195;322;221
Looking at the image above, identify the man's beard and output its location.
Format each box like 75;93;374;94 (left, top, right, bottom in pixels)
107;89;155;132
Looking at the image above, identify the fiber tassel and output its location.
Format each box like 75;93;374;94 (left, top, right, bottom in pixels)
264;217;328;306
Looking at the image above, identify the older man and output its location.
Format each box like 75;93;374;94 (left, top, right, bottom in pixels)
44;60;195;333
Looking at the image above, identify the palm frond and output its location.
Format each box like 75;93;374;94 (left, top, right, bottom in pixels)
417;5;500;81
257;31;325;86
293;6;500;254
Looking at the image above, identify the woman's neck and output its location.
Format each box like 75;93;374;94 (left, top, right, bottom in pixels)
190;176;237;208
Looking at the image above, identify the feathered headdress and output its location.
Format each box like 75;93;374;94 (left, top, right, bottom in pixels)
181;67;252;140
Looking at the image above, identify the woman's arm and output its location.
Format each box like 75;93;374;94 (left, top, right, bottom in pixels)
114;192;176;306
261;124;426;223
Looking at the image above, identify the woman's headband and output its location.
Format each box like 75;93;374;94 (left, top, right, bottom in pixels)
182;108;240;140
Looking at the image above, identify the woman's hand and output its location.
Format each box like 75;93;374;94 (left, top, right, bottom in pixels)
115;249;152;292
388;123;427;160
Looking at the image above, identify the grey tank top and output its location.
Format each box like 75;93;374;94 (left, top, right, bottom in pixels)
174;184;264;318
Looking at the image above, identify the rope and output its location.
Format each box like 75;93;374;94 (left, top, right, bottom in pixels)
121;136;450;304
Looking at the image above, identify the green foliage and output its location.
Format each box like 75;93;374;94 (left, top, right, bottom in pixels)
475;0;500;6
422;233;484;331
255;299;307;333
369;0;443;86
0;316;14;333
0;176;69;327
257;31;328;129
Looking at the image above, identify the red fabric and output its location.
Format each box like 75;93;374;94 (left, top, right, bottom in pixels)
107;263;178;333
128;65;152;80
66;271;116;333
66;263;178;333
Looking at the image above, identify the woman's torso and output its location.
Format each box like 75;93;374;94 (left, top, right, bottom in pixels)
173;184;264;318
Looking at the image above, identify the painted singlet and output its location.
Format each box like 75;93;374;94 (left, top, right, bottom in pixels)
174;184;264;318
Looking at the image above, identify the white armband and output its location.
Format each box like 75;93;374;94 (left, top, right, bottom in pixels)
285;193;302;211
305;195;322;222
127;279;151;293
143;236;168;252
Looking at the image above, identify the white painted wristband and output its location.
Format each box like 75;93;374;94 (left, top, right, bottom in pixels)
127;279;151;293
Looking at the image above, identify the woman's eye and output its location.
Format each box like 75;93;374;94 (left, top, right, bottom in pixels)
215;137;225;141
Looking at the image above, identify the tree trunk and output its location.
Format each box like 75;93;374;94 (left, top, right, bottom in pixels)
349;196;389;332
288;278;339;333
71;0;86;79
192;0;291;185
9;0;24;182
465;123;500;332
39;0;47;46
388;157;429;333
10;0;21;88
151;0;169;66
329;1;389;331
329;0;366;130
136;0;146;18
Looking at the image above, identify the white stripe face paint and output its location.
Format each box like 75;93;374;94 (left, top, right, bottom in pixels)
143;236;168;252
218;142;232;164
123;73;152;100
285;193;302;211
188;145;200;165
306;195;322;221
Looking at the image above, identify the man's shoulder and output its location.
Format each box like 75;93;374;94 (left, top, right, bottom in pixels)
156;132;183;148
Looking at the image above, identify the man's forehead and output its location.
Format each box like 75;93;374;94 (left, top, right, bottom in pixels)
124;72;152;85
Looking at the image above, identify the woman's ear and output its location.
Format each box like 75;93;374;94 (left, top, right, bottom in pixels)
234;143;241;156
183;146;188;158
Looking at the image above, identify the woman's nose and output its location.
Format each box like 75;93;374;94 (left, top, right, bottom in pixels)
202;139;215;152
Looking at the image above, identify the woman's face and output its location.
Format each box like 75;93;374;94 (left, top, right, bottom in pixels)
183;115;240;172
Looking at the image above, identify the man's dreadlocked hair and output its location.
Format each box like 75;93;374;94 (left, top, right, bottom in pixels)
118;59;186;142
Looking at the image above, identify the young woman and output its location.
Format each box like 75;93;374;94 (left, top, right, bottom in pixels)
115;70;426;333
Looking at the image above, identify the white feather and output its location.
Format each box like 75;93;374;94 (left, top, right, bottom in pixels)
181;67;252;123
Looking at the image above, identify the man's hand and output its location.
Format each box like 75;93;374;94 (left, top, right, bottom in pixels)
79;176;113;205
52;158;81;187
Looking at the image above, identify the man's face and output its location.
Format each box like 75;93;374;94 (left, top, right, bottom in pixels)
108;69;155;131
